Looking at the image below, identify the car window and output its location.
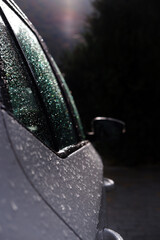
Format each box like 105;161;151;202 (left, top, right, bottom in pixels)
0;15;55;150
50;57;85;141
1;2;81;151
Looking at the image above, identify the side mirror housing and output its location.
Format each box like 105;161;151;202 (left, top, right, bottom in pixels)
87;117;126;142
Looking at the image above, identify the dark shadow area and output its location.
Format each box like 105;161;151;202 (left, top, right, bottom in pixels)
14;0;160;166
104;166;160;240
61;0;160;166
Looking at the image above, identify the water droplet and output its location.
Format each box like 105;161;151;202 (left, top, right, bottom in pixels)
62;176;66;181
63;229;68;238
47;165;51;171
39;172;43;177
11;201;18;211
75;193;80;198
60;204;65;211
67;184;72;189
40;212;45;218
55;182;60;188
67;205;72;211
9;181;15;188
24;189;29;194
33;195;41;202
56;160;60;165
77;174;81;180
47;154;52;161
77;186;82;191
16;144;23;151
62;194;66;199
82;165;86;170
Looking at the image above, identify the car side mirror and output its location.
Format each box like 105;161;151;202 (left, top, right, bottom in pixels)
87;117;126;142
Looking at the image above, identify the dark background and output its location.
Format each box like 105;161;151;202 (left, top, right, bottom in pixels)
14;0;160;166
14;0;92;62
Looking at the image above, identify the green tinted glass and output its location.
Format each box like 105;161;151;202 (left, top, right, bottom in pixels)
2;2;79;150
0;15;55;150
50;57;85;140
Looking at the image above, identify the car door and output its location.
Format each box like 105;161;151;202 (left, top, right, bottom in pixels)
0;1;103;240
0;109;83;240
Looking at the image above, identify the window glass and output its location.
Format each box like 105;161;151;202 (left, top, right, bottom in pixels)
0;15;55;150
50;57;85;140
2;3;79;150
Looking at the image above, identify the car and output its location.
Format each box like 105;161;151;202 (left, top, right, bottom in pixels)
0;0;125;239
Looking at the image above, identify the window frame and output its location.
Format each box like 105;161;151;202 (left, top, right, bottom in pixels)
0;0;87;157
